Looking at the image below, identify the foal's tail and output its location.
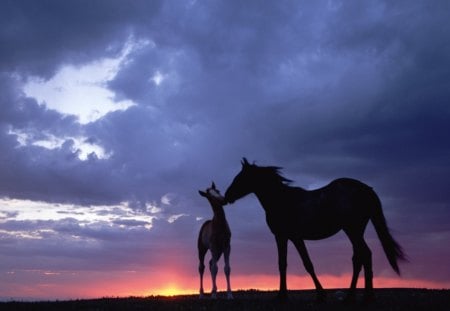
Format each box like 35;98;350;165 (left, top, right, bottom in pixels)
370;190;407;275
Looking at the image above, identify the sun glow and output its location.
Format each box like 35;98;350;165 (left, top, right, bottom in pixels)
155;285;196;297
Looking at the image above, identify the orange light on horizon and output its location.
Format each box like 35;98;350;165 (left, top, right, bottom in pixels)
151;285;197;297
137;273;450;297
3;270;448;300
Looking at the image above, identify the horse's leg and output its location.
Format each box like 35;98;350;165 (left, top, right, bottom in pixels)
292;238;325;301
344;230;362;302
360;239;373;302
198;244;207;298
223;244;233;299
275;235;288;300
209;254;219;299
345;230;373;302
350;252;362;290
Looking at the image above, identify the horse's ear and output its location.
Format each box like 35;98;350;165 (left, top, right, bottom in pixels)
211;181;216;189
241;157;250;166
199;190;207;197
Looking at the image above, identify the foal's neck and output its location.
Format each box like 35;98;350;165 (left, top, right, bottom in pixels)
212;204;225;218
210;203;227;224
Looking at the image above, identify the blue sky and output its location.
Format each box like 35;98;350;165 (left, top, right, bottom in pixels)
1;0;449;299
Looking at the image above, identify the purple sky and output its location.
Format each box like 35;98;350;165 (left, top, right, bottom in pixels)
1;0;450;299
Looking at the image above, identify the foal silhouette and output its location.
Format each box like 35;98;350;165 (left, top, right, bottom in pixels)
225;158;406;302
197;182;233;299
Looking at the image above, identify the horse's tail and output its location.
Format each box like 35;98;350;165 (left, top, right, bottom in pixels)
370;190;407;275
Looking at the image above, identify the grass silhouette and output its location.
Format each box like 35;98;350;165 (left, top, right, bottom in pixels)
1;289;449;311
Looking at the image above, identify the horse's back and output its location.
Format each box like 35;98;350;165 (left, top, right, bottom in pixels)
326;178;376;208
324;178;379;226
328;177;372;190
268;177;378;239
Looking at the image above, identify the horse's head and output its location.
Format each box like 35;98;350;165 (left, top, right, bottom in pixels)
199;181;226;206
225;158;257;204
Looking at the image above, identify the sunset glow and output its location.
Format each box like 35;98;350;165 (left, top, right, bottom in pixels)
111;275;450;298
2;268;448;300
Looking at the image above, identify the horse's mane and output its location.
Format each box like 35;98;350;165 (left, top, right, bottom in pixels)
257;165;293;186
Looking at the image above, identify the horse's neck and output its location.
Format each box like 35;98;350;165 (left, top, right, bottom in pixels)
254;182;304;211
254;189;278;210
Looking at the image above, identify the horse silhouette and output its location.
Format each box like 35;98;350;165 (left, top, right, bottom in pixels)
197;182;233;299
225;158;406;302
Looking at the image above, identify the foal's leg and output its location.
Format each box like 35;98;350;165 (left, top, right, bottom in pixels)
198;245;207;298
275;235;288;300
223;245;233;299
292;238;325;301
209;253;219;299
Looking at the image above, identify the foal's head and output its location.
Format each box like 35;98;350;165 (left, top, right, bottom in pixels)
199;182;226;207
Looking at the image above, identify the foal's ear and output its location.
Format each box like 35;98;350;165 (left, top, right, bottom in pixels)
211;181;216;189
198;190;207;197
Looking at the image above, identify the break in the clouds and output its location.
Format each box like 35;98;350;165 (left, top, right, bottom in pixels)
1;0;450;299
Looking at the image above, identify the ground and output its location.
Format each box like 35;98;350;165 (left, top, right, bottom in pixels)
1;289;449;311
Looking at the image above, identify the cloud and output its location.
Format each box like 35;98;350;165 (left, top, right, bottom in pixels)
0;1;163;77
23;54;136;124
0;198;196;273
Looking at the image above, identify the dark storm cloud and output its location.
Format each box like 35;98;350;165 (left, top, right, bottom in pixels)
0;0;163;77
1;0;450;291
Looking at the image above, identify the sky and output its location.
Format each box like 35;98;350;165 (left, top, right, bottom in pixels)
1;0;450;300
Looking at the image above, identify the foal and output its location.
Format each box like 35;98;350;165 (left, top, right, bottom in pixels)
197;182;233;299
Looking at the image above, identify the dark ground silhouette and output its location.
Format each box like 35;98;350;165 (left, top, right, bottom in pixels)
1;289;449;311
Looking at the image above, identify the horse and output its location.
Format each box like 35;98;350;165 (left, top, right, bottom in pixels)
224;158;406;302
197;182;233;299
